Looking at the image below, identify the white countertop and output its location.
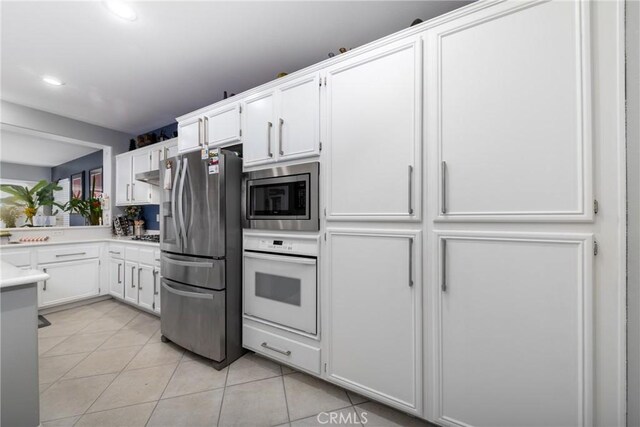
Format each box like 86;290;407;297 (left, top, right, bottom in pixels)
0;261;49;289
0;237;160;249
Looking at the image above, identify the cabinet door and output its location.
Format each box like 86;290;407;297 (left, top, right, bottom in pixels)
327;230;421;413
178;117;202;153
276;73;320;161
205;104;241;146
38;259;100;308
434;233;593;427
166;142;179;159
426;0;591;221
131;152;151;203
108;258;124;299
138;264;154;311
150;147;161;172
326;37;421;220
115;155;131;206
242;92;275;167
124;261;138;304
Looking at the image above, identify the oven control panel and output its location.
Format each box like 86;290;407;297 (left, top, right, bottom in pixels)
259;239;294;252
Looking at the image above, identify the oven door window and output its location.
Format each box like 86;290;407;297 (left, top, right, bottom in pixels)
248;174;309;219
244;252;317;335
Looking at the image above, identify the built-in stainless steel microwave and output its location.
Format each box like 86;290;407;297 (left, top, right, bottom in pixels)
242;162;319;232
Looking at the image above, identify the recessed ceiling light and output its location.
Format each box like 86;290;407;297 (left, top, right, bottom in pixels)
42;76;64;86
103;1;137;21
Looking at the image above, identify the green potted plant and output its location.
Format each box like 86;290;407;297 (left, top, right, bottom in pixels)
63;176;103;225
0;180;62;226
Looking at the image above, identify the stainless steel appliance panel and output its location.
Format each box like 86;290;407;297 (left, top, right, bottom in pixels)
160;157;183;254
242;162;319;232
161;278;226;362
161;252;225;291
179;150;225;258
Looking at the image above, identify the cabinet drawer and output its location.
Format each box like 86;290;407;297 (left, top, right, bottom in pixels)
138;248;156;265
108;245;124;259
0;249;31;267
125;246;139;262
37;245;100;264
243;324;321;374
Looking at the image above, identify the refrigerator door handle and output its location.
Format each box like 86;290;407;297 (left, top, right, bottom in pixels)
178;158;188;248
183;159;195;248
171;159;182;245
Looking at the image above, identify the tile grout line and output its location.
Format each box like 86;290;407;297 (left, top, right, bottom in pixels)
279;366;292;425
215;361;231;427
143;356;182;427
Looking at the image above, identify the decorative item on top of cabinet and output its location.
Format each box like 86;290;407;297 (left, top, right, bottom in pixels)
243;72;320;168
325;36;421;221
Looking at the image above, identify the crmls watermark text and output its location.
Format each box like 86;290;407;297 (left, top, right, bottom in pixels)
316;411;368;424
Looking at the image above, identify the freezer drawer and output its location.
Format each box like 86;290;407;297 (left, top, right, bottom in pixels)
160;278;226;362
161;252;225;290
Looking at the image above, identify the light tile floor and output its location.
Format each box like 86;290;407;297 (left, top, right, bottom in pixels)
38;299;435;427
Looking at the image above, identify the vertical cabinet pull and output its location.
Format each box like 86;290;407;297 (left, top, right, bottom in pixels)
126;184;130;201
131;183;135;201
138;267;142;290
117;263;122;284
279;118;284;155
198;117;204;146
441;161;447;214
408;165;414;215
267;122;273;157
153;269;159;295
408;237;414;287
131;266;135;288
203;117;208;145
42;268;47;291
441;239;447;292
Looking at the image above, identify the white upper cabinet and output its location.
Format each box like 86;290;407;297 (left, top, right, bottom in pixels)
325;37;421;220
131;151;151;203
204;103;242;147
275;73;320;161
243;91;276;166
243;72;321;168
178;116;202;153
426;0;592;221
434;232;593;427
115;155;132;205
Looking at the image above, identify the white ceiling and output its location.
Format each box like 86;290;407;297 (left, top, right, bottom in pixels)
0;129;100;167
1;1;471;135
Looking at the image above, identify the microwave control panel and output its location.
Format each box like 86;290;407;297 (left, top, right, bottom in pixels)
259;239;294;252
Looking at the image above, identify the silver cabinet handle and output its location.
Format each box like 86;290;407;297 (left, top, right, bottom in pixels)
408;237;414;287
109;251;120;255
126;184;130;201
203;116;209;145
408;165;414;215
138;267;142;290
153;269;158;295
267;121;273;157
42;267;47;291
198;117;204;146
56;252;86;258
131;266;135;288
131;183;135;201
441;161;447;214
261;342;291;356
278;118;284;155
442;239;447;292
117;263;122;284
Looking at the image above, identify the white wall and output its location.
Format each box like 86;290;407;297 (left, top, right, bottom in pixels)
0;161;50;182
627;0;639;426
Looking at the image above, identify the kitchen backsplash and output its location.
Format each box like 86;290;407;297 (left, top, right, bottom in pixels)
141;205;160;230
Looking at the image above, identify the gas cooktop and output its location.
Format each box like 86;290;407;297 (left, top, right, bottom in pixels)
130;235;160;243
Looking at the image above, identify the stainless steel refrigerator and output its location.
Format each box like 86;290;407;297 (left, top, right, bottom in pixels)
159;149;243;370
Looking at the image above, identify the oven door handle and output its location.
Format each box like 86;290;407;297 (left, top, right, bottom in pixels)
161;281;214;300
243;251;317;265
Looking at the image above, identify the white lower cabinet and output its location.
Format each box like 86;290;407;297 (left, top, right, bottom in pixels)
38;259;100;308
108;257;124;299
153;265;161;314
137;264;155;311
124;260;138;304
326;229;421;413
